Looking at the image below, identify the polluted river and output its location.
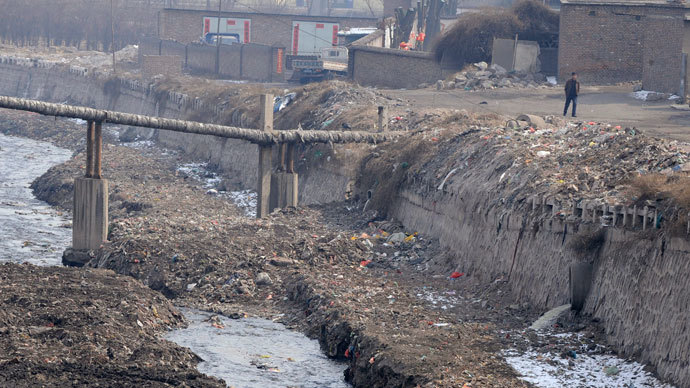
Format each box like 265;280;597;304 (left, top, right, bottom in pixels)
0;114;678;388
0;131;351;388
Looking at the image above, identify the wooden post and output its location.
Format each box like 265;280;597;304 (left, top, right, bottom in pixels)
94;121;103;179
86;121;95;178
377;106;388;132
256;94;273;218
279;143;287;171
286;144;295;173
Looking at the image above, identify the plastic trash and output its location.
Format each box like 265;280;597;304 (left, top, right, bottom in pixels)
273;92;297;112
450;271;464;278
604;366;620;376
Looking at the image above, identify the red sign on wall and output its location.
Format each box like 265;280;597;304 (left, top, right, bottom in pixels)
204;19;211;34
227;19;236;25
292;24;299;54
276;48;283;74
332;25;339;46
316;23;325;29
244;21;250;43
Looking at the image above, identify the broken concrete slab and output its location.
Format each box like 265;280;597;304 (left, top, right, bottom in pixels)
529;304;571;331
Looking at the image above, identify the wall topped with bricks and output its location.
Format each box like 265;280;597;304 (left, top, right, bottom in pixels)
349;45;455;89
139;38;284;82
559;2;685;93
158;8;377;48
142;55;183;78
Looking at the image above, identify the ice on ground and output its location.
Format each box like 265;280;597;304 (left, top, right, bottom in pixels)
177;162;256;216
227;189;257;217
505;349;675;388
66;118;87;125
416;287;462;310
632;90;651;100
121;140;156;149
177;162;222;189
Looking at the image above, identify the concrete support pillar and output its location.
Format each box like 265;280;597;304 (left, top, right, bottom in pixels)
622;206;628;227
73;178;108;251
378;106;388;132
72;119;108;253
270;172;298;211
257;94;274;218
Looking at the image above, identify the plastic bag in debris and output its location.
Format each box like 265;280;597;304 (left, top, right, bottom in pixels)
273;93;297;112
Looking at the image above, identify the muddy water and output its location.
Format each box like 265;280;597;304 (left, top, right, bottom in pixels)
0;133;72;265
165;308;350;388
0;131;349;387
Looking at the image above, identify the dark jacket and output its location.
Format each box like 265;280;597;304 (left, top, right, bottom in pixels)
565;79;580;97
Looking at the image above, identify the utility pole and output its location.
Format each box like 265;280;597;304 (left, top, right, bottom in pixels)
215;0;222;74
111;0;116;72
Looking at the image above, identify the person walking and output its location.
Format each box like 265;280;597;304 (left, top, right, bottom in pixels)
563;72;580;117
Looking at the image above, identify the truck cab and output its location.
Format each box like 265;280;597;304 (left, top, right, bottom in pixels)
202;33;240;46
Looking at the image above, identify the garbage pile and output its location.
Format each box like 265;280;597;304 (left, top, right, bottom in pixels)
412;115;690;209
0;262;224;387
438;62;554;91
0;43;138;72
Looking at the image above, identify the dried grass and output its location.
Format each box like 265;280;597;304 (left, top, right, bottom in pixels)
357;133;438;217
433;0;559;67
628;173;690;209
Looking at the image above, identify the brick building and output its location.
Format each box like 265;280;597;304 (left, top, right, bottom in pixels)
559;0;688;93
158;7;377;50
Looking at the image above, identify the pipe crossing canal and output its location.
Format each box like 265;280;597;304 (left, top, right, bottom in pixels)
0;94;402;256
0;131;352;387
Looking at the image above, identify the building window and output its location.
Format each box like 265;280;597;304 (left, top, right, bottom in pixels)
588;10;595;16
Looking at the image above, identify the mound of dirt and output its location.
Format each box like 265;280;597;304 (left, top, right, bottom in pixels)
0;263;224;387
434;0;559;67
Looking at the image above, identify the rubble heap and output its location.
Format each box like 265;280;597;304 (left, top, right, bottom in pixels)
400;115;690;213
438;62;554;91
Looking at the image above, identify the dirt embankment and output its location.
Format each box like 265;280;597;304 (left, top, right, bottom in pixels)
19;109;540;387
6;68;689;385
0;263;224;387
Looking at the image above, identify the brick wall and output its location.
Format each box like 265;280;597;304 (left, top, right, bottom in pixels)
218;44;243;78
138;37;162;64
142;38;284;81
349;46;451;88
161;39;187;61
186;43;217;74
240;43;273;81
559;3;684;88
159;8;377;47
142;55;183;78
643;15;683;94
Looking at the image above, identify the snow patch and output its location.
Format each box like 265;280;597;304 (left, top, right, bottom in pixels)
632;90;651;100
505;349;675;388
177;162;256;216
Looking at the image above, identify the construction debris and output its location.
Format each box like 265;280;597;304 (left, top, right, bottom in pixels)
442;62;553;91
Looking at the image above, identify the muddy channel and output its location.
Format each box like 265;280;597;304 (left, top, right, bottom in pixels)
0;132;350;387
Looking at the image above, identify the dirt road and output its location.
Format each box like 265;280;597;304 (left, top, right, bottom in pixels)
386;85;690;141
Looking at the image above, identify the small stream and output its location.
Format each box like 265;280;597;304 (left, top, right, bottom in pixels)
0;133;72;265
0;131;350;388
166;308;350;388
